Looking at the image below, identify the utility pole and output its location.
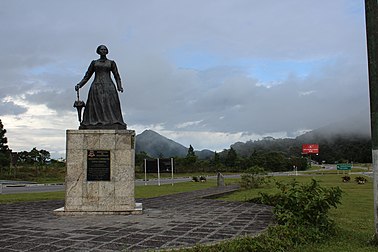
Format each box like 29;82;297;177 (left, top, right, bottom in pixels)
365;0;378;239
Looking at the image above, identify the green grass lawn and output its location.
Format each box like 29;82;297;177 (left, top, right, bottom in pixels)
294;177;376;251
0;191;65;203
301;168;368;175
135;172;238;180
0;179;220;204
219;174;377;252
135;179;217;198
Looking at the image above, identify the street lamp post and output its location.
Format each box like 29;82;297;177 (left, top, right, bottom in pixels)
365;0;378;239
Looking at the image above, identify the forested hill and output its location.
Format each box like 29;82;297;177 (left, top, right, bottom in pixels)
136;130;187;158
296;117;371;163
136;115;372;163
135;130;214;159
231;117;371;164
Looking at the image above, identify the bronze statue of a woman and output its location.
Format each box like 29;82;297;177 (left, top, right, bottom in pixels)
75;45;126;130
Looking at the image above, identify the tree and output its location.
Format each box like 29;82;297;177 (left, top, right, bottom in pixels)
212;151;221;166
38;149;50;164
187;145;195;157
16;148;51;165
135;151;150;172
29;148;41;164
214;151;220;161
0;120;10;168
225;147;238;168
185;144;197;165
18;150;32;164
263;152;288;172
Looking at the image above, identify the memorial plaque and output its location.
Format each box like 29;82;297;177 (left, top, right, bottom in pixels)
87;150;110;181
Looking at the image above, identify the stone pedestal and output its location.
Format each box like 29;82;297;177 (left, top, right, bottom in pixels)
54;129;142;215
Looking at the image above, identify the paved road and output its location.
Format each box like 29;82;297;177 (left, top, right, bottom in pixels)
0;179;192;194
2;169;372;195
1;184;65;194
0;175;242;194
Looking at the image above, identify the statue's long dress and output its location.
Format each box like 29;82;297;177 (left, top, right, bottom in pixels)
77;59;126;129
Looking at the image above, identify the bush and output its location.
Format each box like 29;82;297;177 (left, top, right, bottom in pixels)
240;166;269;189
181;224;329;252
355;176;367;184
341;176;350;182
183;179;343;252
259;179;342;233
199;175;207;182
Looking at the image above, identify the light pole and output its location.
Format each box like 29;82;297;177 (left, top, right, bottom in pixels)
365;0;378;239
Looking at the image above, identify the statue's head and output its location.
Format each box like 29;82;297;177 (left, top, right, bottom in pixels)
96;45;108;56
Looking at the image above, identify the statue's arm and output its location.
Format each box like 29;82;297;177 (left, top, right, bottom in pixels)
75;61;95;91
111;60;123;92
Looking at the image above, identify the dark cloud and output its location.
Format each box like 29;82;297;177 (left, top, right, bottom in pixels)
0;102;27;115
0;0;369;154
123;54;369;135
24;88;74;113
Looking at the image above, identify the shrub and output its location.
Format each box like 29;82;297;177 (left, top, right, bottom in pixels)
192;176;199;182
181;224;328;252
199;175;207;182
259;179;342;234
240;166;269;189
182;179;343;252
341;176;350;182
355;176;367;184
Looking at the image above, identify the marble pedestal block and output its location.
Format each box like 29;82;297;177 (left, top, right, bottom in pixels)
55;129;142;215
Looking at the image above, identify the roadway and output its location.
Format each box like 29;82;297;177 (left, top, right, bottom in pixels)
0;174;241;195
1;169;372;195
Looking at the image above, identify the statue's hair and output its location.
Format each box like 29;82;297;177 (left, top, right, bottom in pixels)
96;45;108;55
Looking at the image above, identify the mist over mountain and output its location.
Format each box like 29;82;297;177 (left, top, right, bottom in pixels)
136;130;214;159
136;114;371;163
229;115;371;163
296;113;370;143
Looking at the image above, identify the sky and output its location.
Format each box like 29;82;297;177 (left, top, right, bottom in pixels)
0;0;370;159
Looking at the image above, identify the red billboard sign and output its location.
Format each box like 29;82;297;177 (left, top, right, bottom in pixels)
302;144;319;154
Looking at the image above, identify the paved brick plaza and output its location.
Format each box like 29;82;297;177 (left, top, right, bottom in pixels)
0;185;274;251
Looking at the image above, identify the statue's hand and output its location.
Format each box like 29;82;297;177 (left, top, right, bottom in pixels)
75;84;80;91
118;87;124;93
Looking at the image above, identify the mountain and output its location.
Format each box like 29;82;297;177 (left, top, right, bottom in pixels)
196;149;215;160
136;130;187;157
135;130;214;159
136;114;371;162
229;115;371;163
296;114;370;143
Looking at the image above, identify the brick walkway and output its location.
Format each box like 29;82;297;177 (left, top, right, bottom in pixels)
0;185;274;251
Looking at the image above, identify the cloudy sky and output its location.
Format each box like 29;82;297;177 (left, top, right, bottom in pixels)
0;0;370;158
